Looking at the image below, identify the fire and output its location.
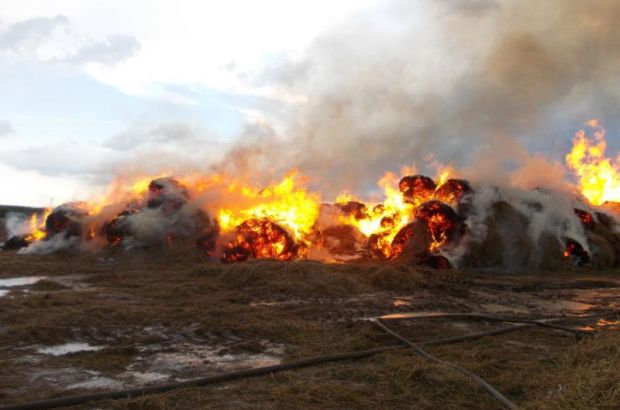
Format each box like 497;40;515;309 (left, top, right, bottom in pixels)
9;133;620;271
27;208;51;241
336;172;414;258
217;171;320;243
564;238;590;266
222;219;298;262
566;120;620;205
335;170;468;259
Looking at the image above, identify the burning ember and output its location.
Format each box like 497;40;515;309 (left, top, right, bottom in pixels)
434;179;473;204
414;200;465;252
574;208;594;230
564;238;590;266
222;219;298;263
399;175;436;204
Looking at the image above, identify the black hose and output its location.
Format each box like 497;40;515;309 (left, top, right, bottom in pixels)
375;318;518;409
379;311;618;336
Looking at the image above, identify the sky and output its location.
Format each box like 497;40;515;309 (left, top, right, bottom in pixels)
0;0;381;206
1;0;619;206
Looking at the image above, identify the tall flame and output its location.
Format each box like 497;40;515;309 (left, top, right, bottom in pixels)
566;120;620;205
217;171;321;242
27;208;51;241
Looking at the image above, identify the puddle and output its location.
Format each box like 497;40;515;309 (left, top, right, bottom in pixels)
0;276;46;288
122;370;170;384
37;343;103;356
0;275;89;298
31;368;123;390
67;374;123;390
140;340;285;375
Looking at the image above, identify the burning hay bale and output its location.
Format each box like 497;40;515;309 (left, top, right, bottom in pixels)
414;200;466;249
574;208;595;230
102;208;139;246
435;179;473;204
99;177;219;251
399;175;436;203
222;219;298;263
45;203;89;239
146;177;189;213
336;201;368;220
389;220;430;259
563;238;591;266
316;225;365;257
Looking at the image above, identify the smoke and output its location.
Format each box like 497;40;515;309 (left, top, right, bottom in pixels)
4;213;31;237
213;0;620;198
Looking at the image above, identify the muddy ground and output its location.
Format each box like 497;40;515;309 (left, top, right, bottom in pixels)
0;250;619;409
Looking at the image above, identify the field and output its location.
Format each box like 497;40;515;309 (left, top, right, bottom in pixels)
0;250;619;409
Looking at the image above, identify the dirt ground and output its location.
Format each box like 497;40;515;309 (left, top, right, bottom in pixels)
0;249;619;409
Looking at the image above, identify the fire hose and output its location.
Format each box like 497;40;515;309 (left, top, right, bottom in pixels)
0;311;616;410
375;318;517;409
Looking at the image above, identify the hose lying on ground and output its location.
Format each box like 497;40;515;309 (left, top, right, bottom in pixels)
379;311;617;336
375;318;518;409
0;311;616;410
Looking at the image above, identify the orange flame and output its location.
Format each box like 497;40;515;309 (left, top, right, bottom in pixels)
217;171;321;243
566;120;620;205
25;208;51;241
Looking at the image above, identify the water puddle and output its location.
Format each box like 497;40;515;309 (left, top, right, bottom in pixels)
31;368;123;390
37;343;103;356
0;276;46;288
137;340;285;376
67;374;123;390
0;275;89;298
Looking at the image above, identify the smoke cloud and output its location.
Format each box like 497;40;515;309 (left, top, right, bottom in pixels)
213;0;620;198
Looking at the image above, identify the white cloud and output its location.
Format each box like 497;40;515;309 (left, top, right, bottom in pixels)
0;121;15;137
0;14;140;67
104;122;215;151
1;0;380;103
0;15;69;52
68;35;140;66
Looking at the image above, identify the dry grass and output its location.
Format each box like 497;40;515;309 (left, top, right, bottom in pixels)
0;251;619;409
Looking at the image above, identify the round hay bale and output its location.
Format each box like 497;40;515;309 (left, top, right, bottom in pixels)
587;232;616;269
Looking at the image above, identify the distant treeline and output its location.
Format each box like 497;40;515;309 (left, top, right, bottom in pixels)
0;205;45;219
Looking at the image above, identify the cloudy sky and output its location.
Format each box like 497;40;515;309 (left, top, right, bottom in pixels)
1;0;619;206
0;0;383;205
